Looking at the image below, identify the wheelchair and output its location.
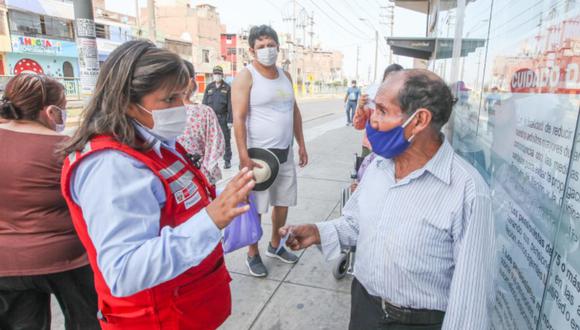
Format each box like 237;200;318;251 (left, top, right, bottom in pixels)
333;153;364;279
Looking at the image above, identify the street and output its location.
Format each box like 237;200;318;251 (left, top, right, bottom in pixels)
51;97;363;330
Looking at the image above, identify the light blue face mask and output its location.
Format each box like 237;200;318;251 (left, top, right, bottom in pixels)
52;106;67;133
365;111;418;159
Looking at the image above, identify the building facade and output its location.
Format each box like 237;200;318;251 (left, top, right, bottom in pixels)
392;0;579;329
5;0;78;80
93;0;136;64
153;1;230;92
0;0;11;75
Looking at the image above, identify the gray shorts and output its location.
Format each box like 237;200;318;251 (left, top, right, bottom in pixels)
253;150;297;214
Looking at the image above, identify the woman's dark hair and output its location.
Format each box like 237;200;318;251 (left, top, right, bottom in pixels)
397;70;456;131
0;73;64;120
183;60;197;98
184;60;195;78
248;25;279;48
59;39;189;156
382;63;404;82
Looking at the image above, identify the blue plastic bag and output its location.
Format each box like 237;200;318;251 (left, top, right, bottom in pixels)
222;193;262;254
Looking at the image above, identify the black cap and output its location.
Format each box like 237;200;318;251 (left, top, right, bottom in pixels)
213;65;224;74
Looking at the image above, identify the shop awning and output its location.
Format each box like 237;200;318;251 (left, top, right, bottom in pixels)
386;37;486;60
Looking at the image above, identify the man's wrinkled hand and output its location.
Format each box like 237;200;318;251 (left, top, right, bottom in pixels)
278;224;320;251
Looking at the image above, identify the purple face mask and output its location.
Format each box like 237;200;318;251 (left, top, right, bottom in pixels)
365;112;417;159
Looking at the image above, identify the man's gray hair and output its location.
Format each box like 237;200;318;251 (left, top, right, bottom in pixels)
396;70;457;131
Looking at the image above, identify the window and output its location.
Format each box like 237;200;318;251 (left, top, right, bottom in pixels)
227;48;236;56
9;11;73;39
202;49;210;63
9;11;42;35
41;16;73;39
95;23;108;39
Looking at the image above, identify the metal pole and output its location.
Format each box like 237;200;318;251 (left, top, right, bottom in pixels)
389;3;394;64
292;0;297;88
147;0;156;43
355;45;359;82
374;29;378;81
135;0;141;36
73;0;99;97
450;0;466;83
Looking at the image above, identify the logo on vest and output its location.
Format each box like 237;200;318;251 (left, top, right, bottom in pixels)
184;191;202;209
175;182;200;208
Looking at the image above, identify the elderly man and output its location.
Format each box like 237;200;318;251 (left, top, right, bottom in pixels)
281;69;493;329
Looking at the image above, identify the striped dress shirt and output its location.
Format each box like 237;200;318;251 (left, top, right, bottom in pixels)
317;139;494;329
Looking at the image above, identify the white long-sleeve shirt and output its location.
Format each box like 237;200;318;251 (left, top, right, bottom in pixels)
317;139;495;329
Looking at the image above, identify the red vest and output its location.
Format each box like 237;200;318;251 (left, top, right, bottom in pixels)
61;135;231;330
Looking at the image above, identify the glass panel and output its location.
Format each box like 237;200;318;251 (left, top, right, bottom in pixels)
43;16;73;39
451;0;492;179
9;11;41;35
484;0;579;329
434;0;580;329
535;0;580;326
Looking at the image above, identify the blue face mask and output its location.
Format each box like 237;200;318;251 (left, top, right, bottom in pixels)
366;112;418;159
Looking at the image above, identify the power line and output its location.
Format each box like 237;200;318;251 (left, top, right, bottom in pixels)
264;0;282;11
318;0;369;36
307;0;368;39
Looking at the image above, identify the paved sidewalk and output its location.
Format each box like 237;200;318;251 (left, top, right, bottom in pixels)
51;99;362;329
219;123;360;330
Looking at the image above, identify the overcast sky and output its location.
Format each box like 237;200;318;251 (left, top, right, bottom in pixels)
107;0;427;82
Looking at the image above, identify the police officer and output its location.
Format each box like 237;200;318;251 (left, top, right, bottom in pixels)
203;65;233;169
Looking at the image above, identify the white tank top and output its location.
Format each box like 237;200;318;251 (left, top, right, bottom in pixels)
246;64;295;149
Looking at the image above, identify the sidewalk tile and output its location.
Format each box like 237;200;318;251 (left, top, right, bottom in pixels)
250;282;350;330
219;273;280;330
224;223;303;281
285;247;352;294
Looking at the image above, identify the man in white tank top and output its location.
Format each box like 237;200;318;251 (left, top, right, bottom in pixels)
232;25;308;277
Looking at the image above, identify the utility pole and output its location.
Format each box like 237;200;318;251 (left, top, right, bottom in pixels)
73;0;99;97
388;4;394;64
147;0;156;43
374;29;378;81
135;0;141;36
380;3;395;64
360;18;379;82
355;45;360;82
308;11;315;49
292;0;297;86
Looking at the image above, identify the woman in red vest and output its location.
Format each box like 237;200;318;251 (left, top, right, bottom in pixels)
59;40;254;329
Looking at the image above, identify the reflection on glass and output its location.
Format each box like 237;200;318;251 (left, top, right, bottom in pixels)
437;0;580;329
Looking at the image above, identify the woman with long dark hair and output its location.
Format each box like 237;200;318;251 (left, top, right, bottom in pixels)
60;40;254;329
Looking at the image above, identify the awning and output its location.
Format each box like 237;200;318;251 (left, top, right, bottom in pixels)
386;37;486;60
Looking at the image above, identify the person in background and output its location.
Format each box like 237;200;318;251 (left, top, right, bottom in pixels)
232;25;308;277
203;65;233;169
0;73;99;330
178;60;225;185
344;80;360;126
281;69;494;330
484;86;501;133
353;63;404;157
59;40;254;329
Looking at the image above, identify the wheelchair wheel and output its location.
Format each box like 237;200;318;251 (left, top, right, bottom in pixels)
332;253;349;280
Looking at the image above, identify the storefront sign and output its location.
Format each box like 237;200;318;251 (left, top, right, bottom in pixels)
11;35;78;57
